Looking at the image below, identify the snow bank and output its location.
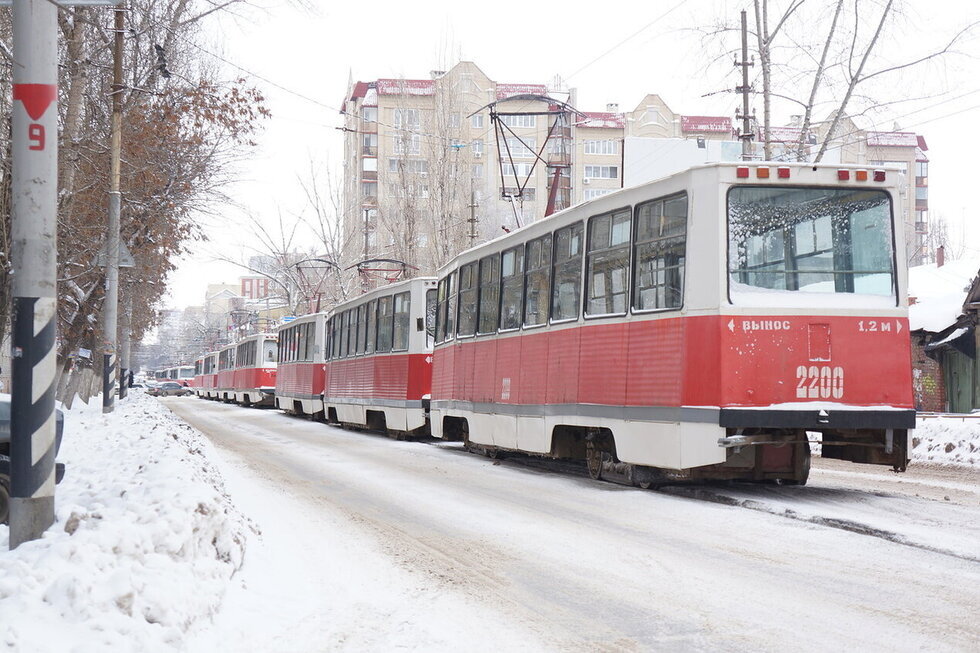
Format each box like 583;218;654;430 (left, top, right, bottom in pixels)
911;416;980;467
0;391;251;651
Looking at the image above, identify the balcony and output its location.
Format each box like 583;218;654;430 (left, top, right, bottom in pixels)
361;145;378;157
915;221;928;234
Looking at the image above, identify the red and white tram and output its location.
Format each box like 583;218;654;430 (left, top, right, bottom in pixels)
215;343;237;402
198;351;219;398
324;277;436;435
190;357;204;391
430;162;914;485
274;313;329;416
233;333;278;406
167;365;195;387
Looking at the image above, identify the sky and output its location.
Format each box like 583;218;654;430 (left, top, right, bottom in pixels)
164;0;980;310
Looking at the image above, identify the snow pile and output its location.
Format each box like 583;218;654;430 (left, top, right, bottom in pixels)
0;391;251;651
907;257;980;332
911;416;980;466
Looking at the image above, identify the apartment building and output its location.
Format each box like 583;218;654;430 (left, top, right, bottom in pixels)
341;63;733;274
341;61;929;271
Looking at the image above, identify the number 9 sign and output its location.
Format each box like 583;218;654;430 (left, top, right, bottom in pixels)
28;124;45;151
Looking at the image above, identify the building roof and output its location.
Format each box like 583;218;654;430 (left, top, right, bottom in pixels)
576;112;626;129
376;78;435;96
680;115;732;133
908;257;980;332
866;131;920;148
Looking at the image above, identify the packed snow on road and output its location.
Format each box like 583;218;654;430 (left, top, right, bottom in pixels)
1;392;979;651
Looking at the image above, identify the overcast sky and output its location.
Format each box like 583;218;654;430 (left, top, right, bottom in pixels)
164;0;980;309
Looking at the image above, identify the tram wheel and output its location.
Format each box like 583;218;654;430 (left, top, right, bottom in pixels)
586;441;604;480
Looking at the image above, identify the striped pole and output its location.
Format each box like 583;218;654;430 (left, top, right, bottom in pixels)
9;0;59;548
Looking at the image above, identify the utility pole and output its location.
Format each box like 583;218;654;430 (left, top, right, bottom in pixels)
118;284;132;400
735;9;754;161
8;0;59;548
102;4;125;413
468;190;479;246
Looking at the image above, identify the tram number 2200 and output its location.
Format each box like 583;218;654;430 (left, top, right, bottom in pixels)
795;365;844;399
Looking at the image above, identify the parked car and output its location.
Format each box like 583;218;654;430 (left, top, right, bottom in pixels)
0;397;66;525
149;381;190;397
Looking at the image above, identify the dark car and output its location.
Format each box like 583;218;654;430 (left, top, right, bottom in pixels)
0;399;66;524
149;381;190;397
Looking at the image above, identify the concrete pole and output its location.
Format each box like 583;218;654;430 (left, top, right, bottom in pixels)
739;9;753;161
102;5;124;413
118;282;132;400
9;0;60;548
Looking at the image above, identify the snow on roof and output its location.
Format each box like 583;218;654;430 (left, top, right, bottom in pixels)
496;83;548;100
376;79;435;96
866;131;919;148
576;112;625;129
681;115;732;133
761;126;805;143
908;257;980;332
363;86;378;107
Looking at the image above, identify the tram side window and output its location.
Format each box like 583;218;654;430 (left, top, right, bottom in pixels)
352;305;363;355
344;310;355;357
457;263;478;337
366;300;377;354
436;276;449;342
586;209;632;316
426;288;437;348
393;292;411;351
338;313;348;358
500;246;524;330
377;295;394;352
306;322;316;361
298;323;308;361
357;304;368;354
524;234;552;327
478;255;501;334
634;194;687;311
551;222;584;321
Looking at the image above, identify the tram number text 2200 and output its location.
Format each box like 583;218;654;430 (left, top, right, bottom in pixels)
795;365;844;399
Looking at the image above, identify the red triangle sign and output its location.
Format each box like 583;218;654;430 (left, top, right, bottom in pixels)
13;84;57;121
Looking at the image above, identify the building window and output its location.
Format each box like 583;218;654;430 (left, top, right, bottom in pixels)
502;162;534;178
361;181;377;199
393;133;421;155
915;186;928;201
393;108;420;129
585;165;618;179
584;189;613;201
584;139;617;155
361;133;378;156
472;139;484;155
449;112;460;128
389;158;428;174
471;163;484;178
644;107;662;125
504;137;536;159
501;187;535;201
471;113;485;129
500;114;536;128
362;158;377;172
362;107;378;123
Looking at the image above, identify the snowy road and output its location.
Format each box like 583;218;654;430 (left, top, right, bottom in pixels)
163;398;980;652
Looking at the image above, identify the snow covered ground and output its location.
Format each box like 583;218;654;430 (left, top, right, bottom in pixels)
1;392;979;651
911;415;980;466
0;392;252;651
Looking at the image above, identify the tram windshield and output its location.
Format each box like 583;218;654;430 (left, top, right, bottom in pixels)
727;186;896;304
